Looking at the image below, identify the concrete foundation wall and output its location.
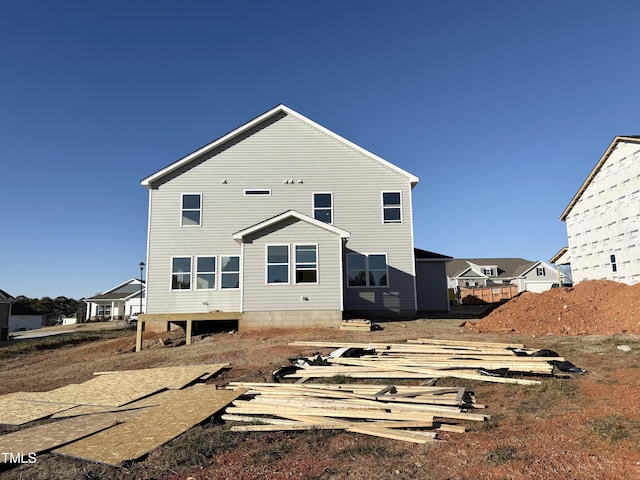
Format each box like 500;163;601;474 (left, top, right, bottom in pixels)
240;310;342;329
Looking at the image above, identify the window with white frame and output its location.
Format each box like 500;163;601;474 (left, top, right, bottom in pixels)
96;305;111;317
483;268;493;275
172;257;192;290
382;192;402;223
347;253;388;287
221;256;240;288
267;245;289;284
295;245;317;283
181;194;201;226
611;254;617;272
536;267;546;276
196;257;216;289
313;193;333;224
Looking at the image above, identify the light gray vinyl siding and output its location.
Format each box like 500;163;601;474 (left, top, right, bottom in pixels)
416;261;450;311
146;112;415;314
241;218;342;312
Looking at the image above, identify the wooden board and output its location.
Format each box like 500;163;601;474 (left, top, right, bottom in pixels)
0;393;75;426
0;410;141;457
53;386;245;466
18;364;228;407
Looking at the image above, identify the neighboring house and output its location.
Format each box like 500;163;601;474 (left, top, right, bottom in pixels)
0;289;13;341
549;246;573;286
560;136;640;285
140;104;442;328
9;302;42;333
85;279;145;321
447;258;561;293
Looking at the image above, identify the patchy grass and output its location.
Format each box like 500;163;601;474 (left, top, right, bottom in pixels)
586;415;640;442
0;331;129;360
486;445;518;466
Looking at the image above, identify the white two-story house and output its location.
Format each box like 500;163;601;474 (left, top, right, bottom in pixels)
560;136;640;285
140;105;431;329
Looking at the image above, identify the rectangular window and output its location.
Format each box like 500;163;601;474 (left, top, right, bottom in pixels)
347;253;388;287
267;245;289;284
181;194;201;226
611;254;617;272
96;305;111;317
483;268;492;275
313;193;333;224
171;257;191;290
196;257;216;289
295;245;317;283
221;256;240;289
382;192;402;223
244;189;271;196
536;267;545;276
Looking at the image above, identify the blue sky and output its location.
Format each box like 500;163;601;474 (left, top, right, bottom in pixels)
2;1;639;299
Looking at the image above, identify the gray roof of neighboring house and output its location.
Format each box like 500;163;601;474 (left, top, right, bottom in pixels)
10;302;42;316
0;289;14;302
446;258;536;279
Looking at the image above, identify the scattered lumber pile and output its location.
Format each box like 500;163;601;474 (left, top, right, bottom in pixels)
340;319;372;331
220;338;582;443
222;382;487;444
285;338;581;385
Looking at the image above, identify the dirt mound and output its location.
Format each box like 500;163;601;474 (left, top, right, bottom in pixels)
467;280;640;336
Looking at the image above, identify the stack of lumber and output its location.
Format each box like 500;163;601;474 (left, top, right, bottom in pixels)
286;338;567;385
340;319;372;331
222;381;489;444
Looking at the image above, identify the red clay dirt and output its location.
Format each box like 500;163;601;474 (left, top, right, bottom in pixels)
467;279;640;336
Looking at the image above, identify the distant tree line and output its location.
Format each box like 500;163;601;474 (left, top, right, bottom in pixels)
14;296;83;326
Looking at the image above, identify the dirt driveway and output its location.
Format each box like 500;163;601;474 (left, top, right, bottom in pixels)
1;313;639;480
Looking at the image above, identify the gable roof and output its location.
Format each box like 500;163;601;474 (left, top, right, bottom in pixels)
446;258;535;279
560;135;640;221
0;289;14;302
86;279;145;302
232;210;351;241
141;104;419;188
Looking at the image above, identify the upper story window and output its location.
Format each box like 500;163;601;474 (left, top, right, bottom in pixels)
482;268;493;275
196;257;216;289
295;245;318;283
181;194;201;226
267;245;289;284
313;193;333;224
611;254;617;272
347;253;388;287
382;192;402;223
172;257;192;290
536;267;546;276
221;256;240;288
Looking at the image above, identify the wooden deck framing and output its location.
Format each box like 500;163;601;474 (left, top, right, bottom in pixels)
135;312;241;352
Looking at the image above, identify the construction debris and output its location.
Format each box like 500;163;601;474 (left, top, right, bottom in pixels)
222;382;485;444
340;319;372;331
221;338;584;443
0;364;239;466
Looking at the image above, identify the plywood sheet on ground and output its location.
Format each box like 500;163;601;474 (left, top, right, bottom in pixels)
0;393;75;426
19;364;228;407
0;410;141;459
53;386;246;466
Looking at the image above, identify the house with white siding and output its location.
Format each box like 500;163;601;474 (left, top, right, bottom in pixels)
140;105;446;329
560;136;640;285
85;279;145;321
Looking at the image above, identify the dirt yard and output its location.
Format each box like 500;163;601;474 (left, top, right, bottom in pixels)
1;280;639;479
